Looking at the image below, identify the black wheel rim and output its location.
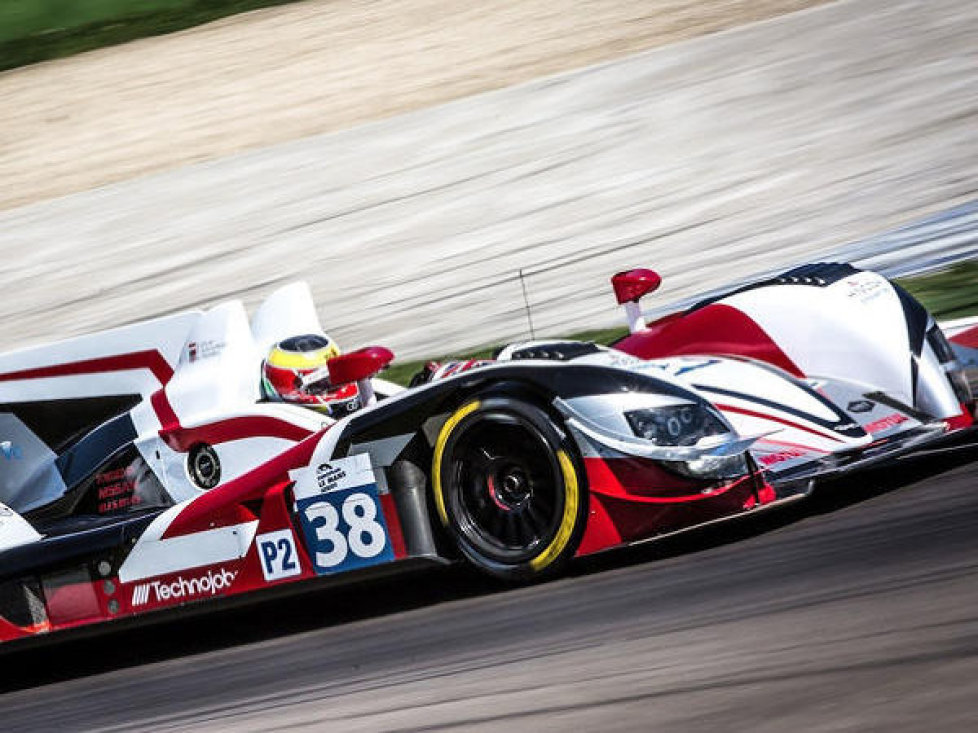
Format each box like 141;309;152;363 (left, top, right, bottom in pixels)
448;412;564;563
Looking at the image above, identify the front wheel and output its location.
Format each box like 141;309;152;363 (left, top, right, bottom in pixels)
432;397;588;581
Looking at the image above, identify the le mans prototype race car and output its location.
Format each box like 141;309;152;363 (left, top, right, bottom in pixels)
0;263;974;645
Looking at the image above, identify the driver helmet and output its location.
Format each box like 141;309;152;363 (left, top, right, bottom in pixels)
261;334;361;416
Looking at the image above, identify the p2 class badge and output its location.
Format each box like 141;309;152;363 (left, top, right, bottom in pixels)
255;529;302;582
292;455;395;575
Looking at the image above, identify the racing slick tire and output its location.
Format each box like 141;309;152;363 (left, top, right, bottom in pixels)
432;397;588;581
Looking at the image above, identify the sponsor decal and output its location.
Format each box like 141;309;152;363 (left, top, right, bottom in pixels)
316;462;347;491
847;400;875;414
435;360;494;379
0;441;22;460
256;529;302;582
187;339;226;363
758;447;809;467
604;353;640;368
130;566;237;607
96;466;141;513
672;358;721;377
845;277;885;303
293;453;375;498
863;413;909;435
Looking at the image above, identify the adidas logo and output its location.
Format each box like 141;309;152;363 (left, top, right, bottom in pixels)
130;567;237;606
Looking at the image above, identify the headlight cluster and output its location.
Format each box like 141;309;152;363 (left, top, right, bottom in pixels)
663;453;750;480
625;404;728;447
625;404;748;480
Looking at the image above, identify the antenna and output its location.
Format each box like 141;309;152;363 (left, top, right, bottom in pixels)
518;269;536;340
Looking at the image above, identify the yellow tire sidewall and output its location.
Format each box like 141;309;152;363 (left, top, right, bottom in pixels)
432;400;481;527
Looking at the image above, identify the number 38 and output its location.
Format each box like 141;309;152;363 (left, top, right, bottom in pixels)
303;492;387;568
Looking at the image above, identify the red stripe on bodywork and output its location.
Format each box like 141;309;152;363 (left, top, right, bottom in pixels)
379;493;408;559
715;403;846;443
946;403;975;431
0;617;36;642
576;458;769;554
949;326;978;349
575;494;623;556
160;416;314;452
151;389;179;431
614;304;804;377
584;456;741;503
0;350;174;385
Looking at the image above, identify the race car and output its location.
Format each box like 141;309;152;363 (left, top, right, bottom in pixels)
608;262;976;487
0;281;780;645
0;265;971;645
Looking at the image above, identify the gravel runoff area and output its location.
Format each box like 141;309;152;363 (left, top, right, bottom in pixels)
0;0;976;359
0;0;826;212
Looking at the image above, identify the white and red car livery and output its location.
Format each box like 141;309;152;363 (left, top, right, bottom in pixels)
611;262;975;487
0;265;972;645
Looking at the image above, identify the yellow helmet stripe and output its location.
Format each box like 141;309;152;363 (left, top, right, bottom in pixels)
267;344;338;369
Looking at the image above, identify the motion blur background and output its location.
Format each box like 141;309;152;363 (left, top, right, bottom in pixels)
2;2;978;731
0;0;975;369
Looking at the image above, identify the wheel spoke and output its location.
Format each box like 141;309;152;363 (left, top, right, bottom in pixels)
515;512;537;546
503;512;520;547
468;451;495;476
488;510;506;542
524;503;548;538
534;489;555;516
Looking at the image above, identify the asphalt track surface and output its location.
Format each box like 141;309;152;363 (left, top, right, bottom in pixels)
2;445;977;731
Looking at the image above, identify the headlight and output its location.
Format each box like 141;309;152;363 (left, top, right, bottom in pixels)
664;453;750;480
625;404;728;447
555;395;756;482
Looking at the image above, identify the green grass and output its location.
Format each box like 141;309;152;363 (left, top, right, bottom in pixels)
0;0;301;72
0;0;187;43
382;263;978;386
895;260;978;321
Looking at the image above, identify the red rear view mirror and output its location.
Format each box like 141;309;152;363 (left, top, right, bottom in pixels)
612;269;662;305
327;347;394;386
